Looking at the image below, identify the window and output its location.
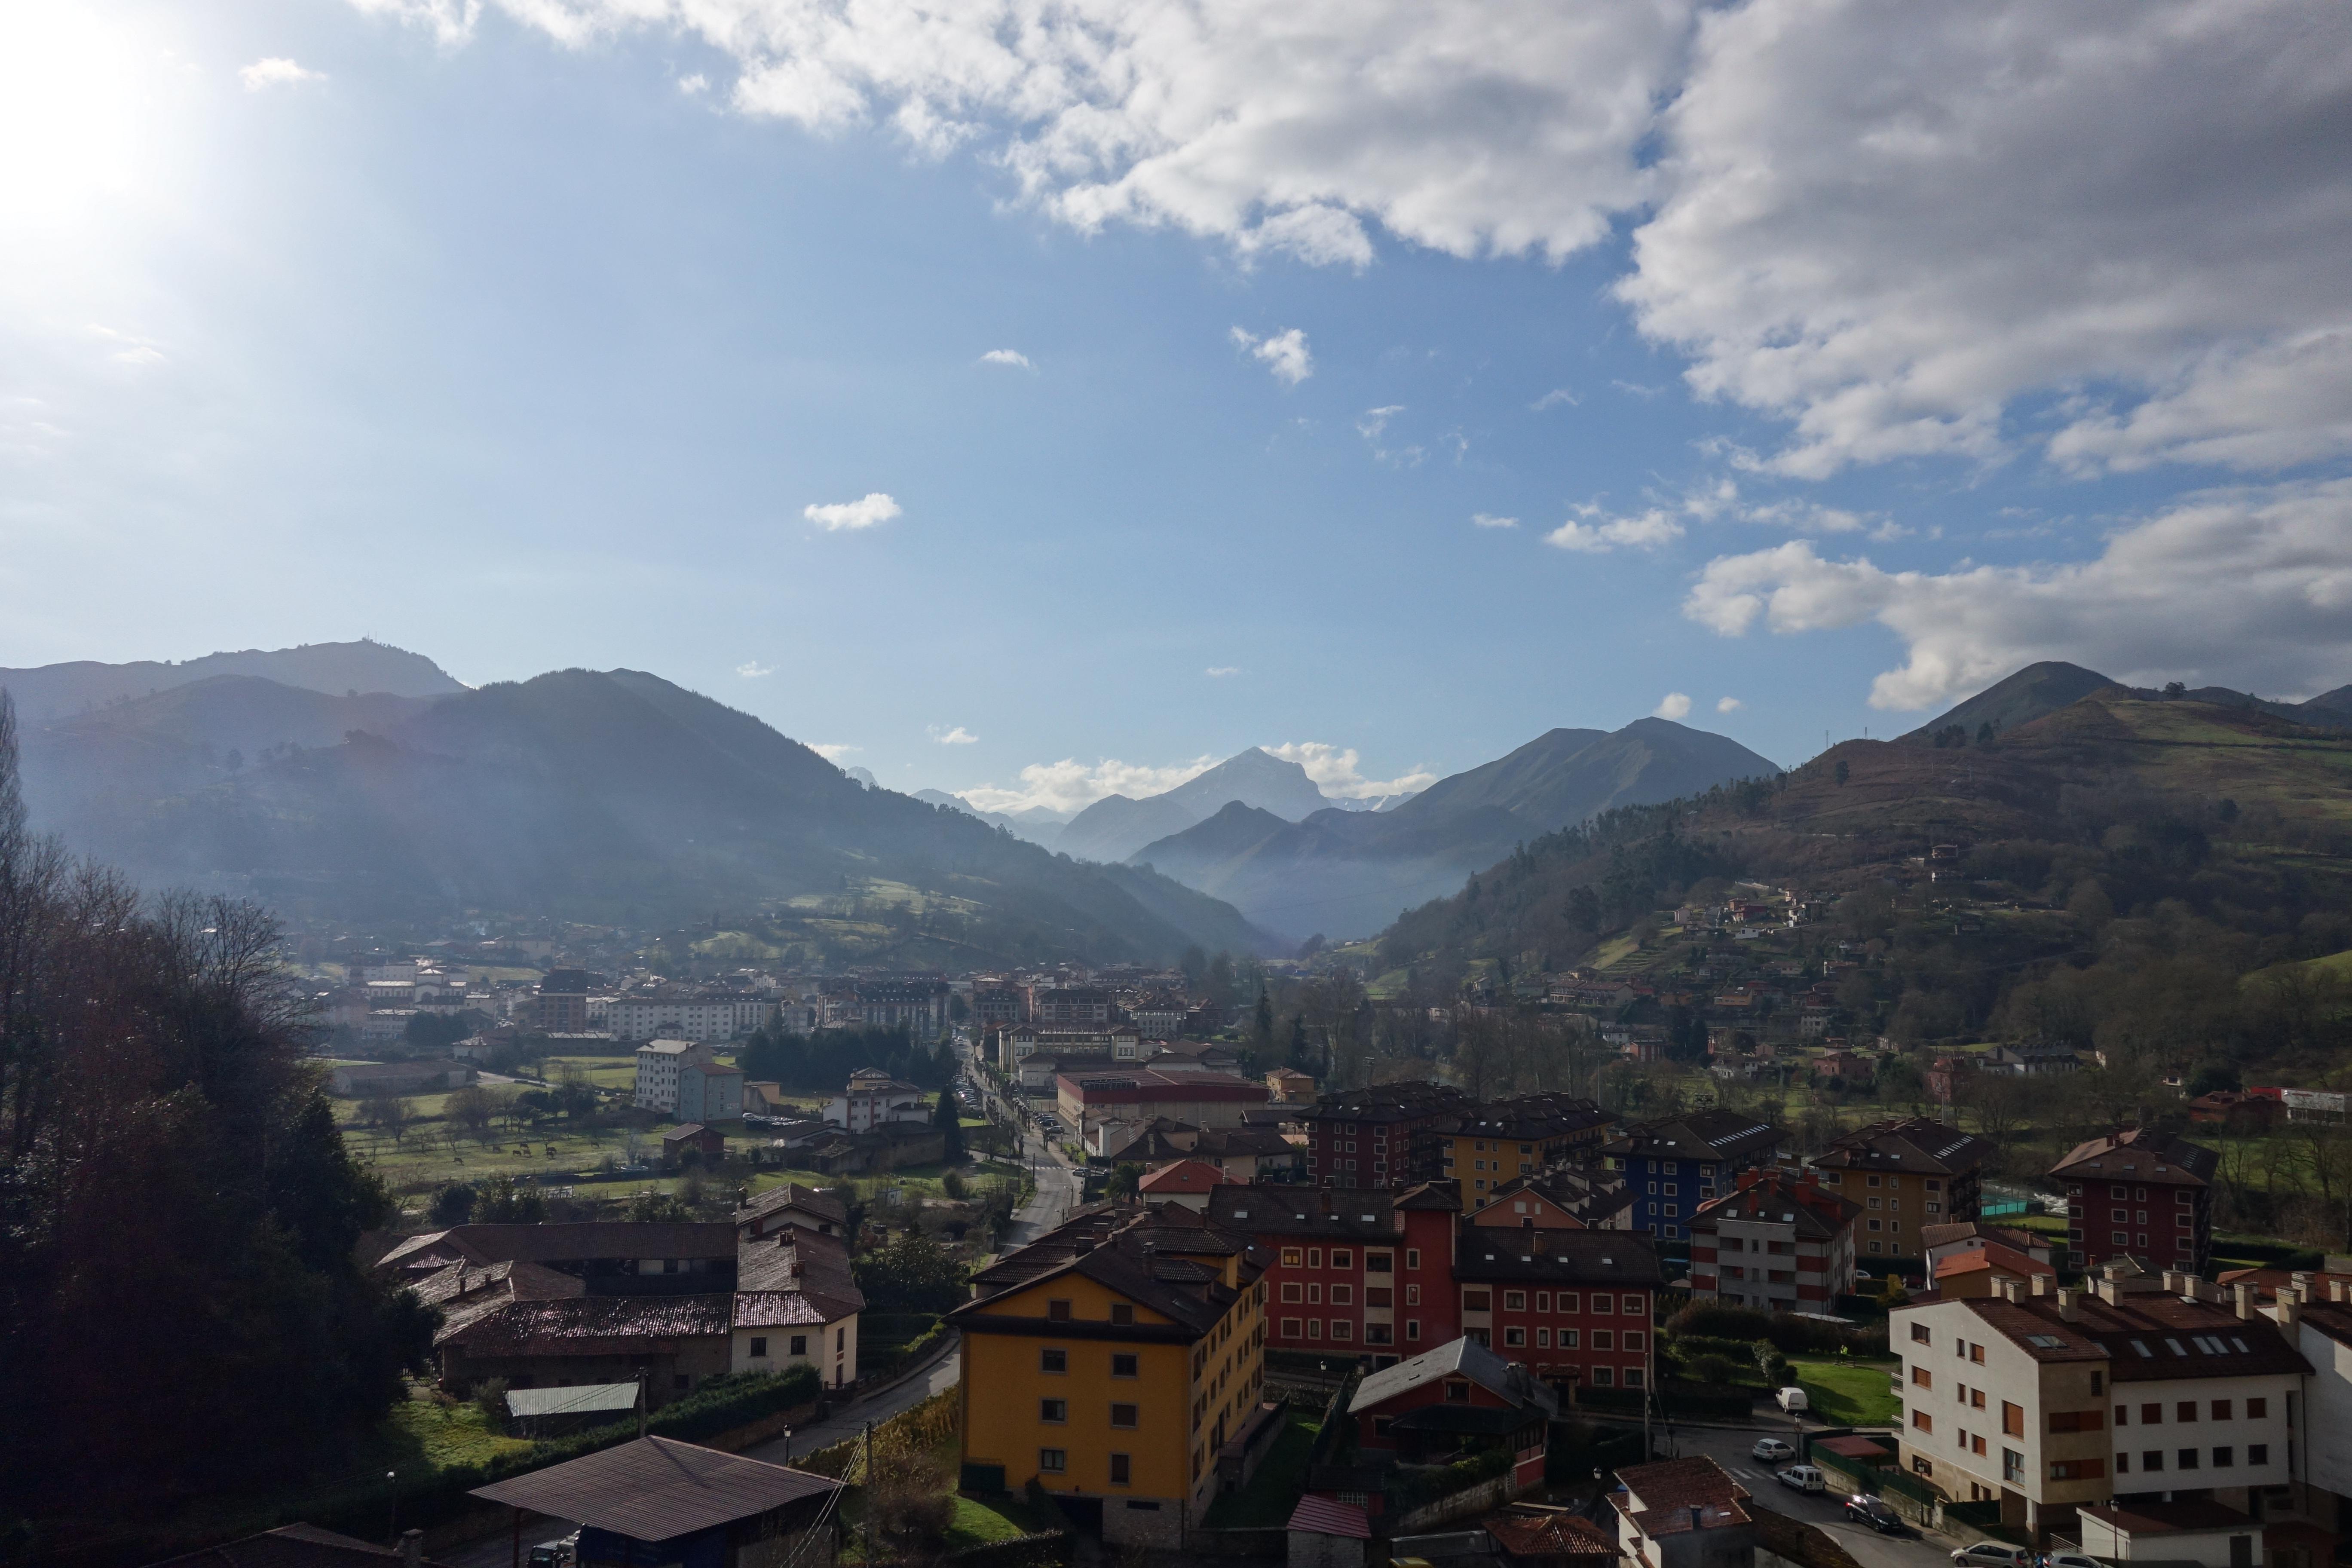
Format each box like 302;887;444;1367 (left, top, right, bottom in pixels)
1366;1288;1392;1307
1591;1367;1614;1387
1308;1284;1322;1304
1330;1285;1353;1306
1368;1252;1393;1273
2214;1447;2234;1467
1109;1454;1131;1486
1913;1410;1934;1433
1463;1290;1491;1311
1281;1318;1301;1338
1593;1295;1614;1315
2049;1410;2104;1433
1110;1404;1138;1428
1593;1330;1614;1351
1623;1294;1644;1315
1912;1366;1933;1388
1331;1320;1353;1341
1444;1380;1470;1403
1041;1348;1068;1374
1559;1292;1580;1313
2143;1403;2163;1424
1971;1344;1984;1364
2212;1400;2232;1421
2002;1402;2024;1438
1111;1304;1134;1326
1406;1249;1421;1269
1112;1353;1138;1378
1536;1291;1552;1312
2250;1444;2269;1465
1561;1329;1580;1349
1040;1400;1068;1423
1308;1249;1322;1269
1281;1247;1303;1267
2178;1449;2200;1470
1332;1249;1354;1270
1406;1284;1421;1306
750;1337;768;1357
2050;1459;2104;1481
1048;1299;1072;1323
1406;1320;1421;1341
1505;1326;1527;1347
2093;1372;2104;1395
2116;1454;2130;1473
1040;1449;1066;1473
1537;1328;1552;1348
2142;1452;2163;1473
2248;1398;2268;1419
1504;1291;1528;1311
2003;1449;2025;1483
1911;1323;1932;1345
1281;1283;1303;1303
2178;1401;2198;1423
2116;1406;2128;1426
1624;1367;1645;1388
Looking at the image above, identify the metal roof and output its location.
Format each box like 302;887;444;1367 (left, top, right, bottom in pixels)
471;1437;839;1540
505;1382;643;1419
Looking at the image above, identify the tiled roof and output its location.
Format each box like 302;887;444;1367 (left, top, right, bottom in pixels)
442;1293;735;1354
1959;1292;2311;1379
1455;1231;1665;1287
1613;1456;1751;1537
1686;1173;1858;1240
1206;1186;1396;1239
471;1436;837;1537
1935;1243;2055;1280
1450;1094;1611;1142
953;1206;1263;1338
1352;1335;1558;1420
1288;1496;1371;1539
377;1221;738;1272
2049;1127;2217;1187
1139;1161;1239;1194
1602;1111;1783;1162
735;1183;849;1226
1920;1222;2042;1253
1297;1081;1469;1124
731;1292;832;1328
1485;1508;1622;1563
1810;1116;1995;1176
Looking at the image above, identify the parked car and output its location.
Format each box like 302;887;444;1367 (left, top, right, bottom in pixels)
1952;1545;2034;1568
1752;1438;1797;1462
2045;1555;2101;1568
1776;1466;1826;1494
1775;1387;1811;1412
1845;1497;1904;1534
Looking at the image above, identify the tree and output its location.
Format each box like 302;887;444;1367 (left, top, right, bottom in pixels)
1834;759;1850;786
852;1232;967;1313
1106;1162;1145;1200
446;1083;497;1136
933;1087;965;1162
429;1182;478;1226
478;1173;550;1223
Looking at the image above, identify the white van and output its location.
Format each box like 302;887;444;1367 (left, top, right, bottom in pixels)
1775;1387;1810;1413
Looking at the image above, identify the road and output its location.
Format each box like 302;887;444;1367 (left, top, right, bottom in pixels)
1656;1419;1957;1568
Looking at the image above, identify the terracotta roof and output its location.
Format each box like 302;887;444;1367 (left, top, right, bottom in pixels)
731;1292;833;1328
1813;1436;1890;1460
1935;1243;2055;1280
441;1293;735;1355
1686;1172;1858;1241
1485;1508;1622;1563
1140;1160;1239;1194
1288;1496;1371;1538
1810;1116;1994;1176
1613;1456;1751;1537
735;1182;848;1227
1920;1222;2042;1253
2049;1127;2216;1187
1958;1293;2311;1379
471;1436;838;1537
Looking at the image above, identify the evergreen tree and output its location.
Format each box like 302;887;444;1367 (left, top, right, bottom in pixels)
934;1087;965;1162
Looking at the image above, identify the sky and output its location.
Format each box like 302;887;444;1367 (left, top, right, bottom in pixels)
3;0;2350;815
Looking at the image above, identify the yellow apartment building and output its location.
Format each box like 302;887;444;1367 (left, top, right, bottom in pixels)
950;1206;1268;1547
1807;1115;1994;1265
1435;1094;1611;1197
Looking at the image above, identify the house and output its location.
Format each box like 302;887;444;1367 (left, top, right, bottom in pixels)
1890;1264;2309;1537
734;1183;849;1243
949;1205;1268;1547
823;1068;931;1132
1467;1176;1589;1235
2049;1127;2218;1274
2190;1091;2282;1128
471;1437;840;1568
2078;1501;2268;1568
1348;1335;1556;1489
1266;1067;1319;1104
678;1055;744;1123
1599;1111;1786;1241
2265;1278;2352;1539
1922;1221;2054;1274
1099;1118;1305;1180
1455;1230;1663;1394
1144;1039;1243;1074
1127;992;1192;1041
329;1060;474;1097
632;1040;709;1114
1484;1504;1626;1568
1807;1115;1995;1265
735;1227;863;1387
373;1221;739;1294
998;1026;1145;1074
1609;1457;1755;1568
434;1289;736;1404
742;1081;795;1115
1208;1182;1461;1367
1930;1242;2058;1299
849;977;952;1042
798;1121;946;1175
1057;1067;1269;1134
661;1124;725;1163
1985;1042;2082;1075
1434;1095;1613;1196
1299;1081;1473;1191
1139;1160;1242;1210
1687;1169;1859;1311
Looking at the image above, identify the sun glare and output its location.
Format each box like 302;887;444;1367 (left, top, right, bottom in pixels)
0;7;161;230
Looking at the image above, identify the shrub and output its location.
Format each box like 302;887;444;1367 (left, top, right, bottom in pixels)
472;1378;510;1428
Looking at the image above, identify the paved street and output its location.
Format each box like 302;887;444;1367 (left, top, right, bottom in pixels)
1656;1420;1957;1568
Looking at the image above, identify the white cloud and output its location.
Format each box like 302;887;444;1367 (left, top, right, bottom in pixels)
1545;503;1684;553
1531;388;1577;411
808;742;859;760
1654;692;1692;720
980;349;1033;368
736;660;774;677
1357;405;1404;439
1265;741;1439;801
1471;513;1519;529
1621;0;2352;478
1684;478;2352;710
678;72;709;94
1715;696;1742;713
239;57;324;90
802;491;900;531
1231;326;1313;386
930;724;980;745
962;756;1219;816
1205;666;1241;677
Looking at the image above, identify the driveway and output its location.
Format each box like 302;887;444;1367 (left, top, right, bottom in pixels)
1659;1420;1957;1568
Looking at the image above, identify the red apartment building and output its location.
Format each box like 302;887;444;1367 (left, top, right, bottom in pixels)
1298;1081;1471;1191
1207;1183;1461;1367
1455;1228;1663;1393
2050;1126;2217;1274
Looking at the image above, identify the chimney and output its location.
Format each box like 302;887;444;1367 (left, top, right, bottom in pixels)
2031;1273;2051;1297
2057;1288;2081;1322
2280;1294;2303;1331
2163;1270;2189;1296
2333;1279;2348;1305
1997;1277;2025;1305
400;1532;423;1568
2236;1282;2257;1320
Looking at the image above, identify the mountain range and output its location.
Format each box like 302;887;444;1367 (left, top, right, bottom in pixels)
1903;660;2352;741
1;646;1268;967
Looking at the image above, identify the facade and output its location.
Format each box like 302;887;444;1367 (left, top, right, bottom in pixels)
677;1058;744;1123
1349;1335;1557;1490
1436;1095;1613;1197
1599;1111;1786;1241
1687;1169;1859;1310
1208;1182;1460;1365
1000;1026;1144;1072
1265;1068;1319;1104
1056;1068;1268;1133
330;1060;473;1096
824;1069;931;1132
1298;1081;1473;1191
1467;1177;1589;1234
1923;1222;2055;1274
734;1227;864;1387
1807;1115;1995;1265
2051;1127;2218;1274
1455;1230;1663;1393
1033;988;1114;1028
1138;1160;1241;1210
733;1183;850;1243
1888;1268;2307;1537
950;1206;1267;1548
634;1039;705;1112
1129;993;1191;1041
610;989;776;1043
536;968;592;1032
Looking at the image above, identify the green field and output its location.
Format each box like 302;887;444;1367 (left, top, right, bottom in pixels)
1789;1357;1900;1427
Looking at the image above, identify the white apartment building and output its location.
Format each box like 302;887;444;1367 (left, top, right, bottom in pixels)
609;990;777;1042
634;1039;708;1112
1890;1264;2306;1538
823;1069;931;1132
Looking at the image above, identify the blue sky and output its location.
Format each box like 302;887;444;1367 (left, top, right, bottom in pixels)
5;0;2349;814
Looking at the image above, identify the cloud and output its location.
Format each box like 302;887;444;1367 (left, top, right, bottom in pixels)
678;72;709;94
239;57;324;90
1204;666;1241;677
961;756;1219;817
1231;327;1313;386
980;349;1033;368
802;491;900;531
1654;692;1693;720
1264;741;1439;801
1684;478;2352;710
1471;513;1519;530
1545;503;1684;553
1715;696;1742;713
1531;388;1578;411
1620;0;2352;478
1357;405;1404;439
929;724;980;744
736;660;775;677
808;742;859;761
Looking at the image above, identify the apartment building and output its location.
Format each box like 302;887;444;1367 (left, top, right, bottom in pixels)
824;1068;931;1132
1436;1094;1613;1197
1056;1068;1267;1135
1807;1115;1994;1264
1456;1230;1664;1394
611;987;777;1043
2052;1128;2217;1275
1686;1169;1859;1311
1206;1182;1460;1366
1889;1264;2308;1537
1599;1112;1786;1240
634;1039;724;1114
1467;1176;1589;1234
1032;987;1114;1028
535;968;592;1033
1298;1081;1472;1191
950;1206;1267;1548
